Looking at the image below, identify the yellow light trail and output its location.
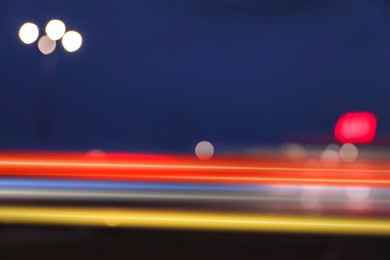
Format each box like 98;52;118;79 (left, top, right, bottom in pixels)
1;206;390;236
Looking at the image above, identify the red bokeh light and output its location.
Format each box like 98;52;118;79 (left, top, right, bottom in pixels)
334;112;377;144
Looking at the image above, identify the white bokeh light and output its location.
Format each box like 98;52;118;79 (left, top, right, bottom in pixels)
320;150;340;164
86;149;106;158
195;141;214;160
320;144;340;164
325;144;340;152
284;143;306;161
340;143;358;163
45;19;66;40
62;30;82;52
19;22;39;44
38;35;56;55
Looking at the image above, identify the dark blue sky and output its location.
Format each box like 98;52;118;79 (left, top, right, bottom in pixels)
1;0;390;153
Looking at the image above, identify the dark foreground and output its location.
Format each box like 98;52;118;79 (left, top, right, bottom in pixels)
1;225;390;260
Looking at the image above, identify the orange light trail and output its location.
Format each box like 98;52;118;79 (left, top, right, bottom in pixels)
0;153;390;186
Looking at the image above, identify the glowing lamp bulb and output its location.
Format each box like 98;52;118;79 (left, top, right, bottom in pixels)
19;22;39;44
62;31;82;52
334;112;377;144
45;19;66;40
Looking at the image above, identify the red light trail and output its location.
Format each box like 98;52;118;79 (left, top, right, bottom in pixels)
0;153;389;187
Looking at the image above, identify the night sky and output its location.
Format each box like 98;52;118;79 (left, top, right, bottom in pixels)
1;0;390;153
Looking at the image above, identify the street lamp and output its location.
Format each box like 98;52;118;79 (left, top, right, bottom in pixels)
18;19;83;147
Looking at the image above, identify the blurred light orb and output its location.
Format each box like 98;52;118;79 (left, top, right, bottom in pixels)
340;143;358;163
284;143;306;161
87;149;106;158
62;31;82;52
325;144;340;152
45;19;66;40
335;112;377;144
38;35;56;55
320;149;340;164
19;22;39;44
104;218;121;227
195;141;214;160
320;143;342;164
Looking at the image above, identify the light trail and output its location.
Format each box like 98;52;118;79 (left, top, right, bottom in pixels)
1;188;381;203
0;189;303;202
2;206;390;235
1;172;390;186
0;178;272;192
0;154;389;186
0;159;388;173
